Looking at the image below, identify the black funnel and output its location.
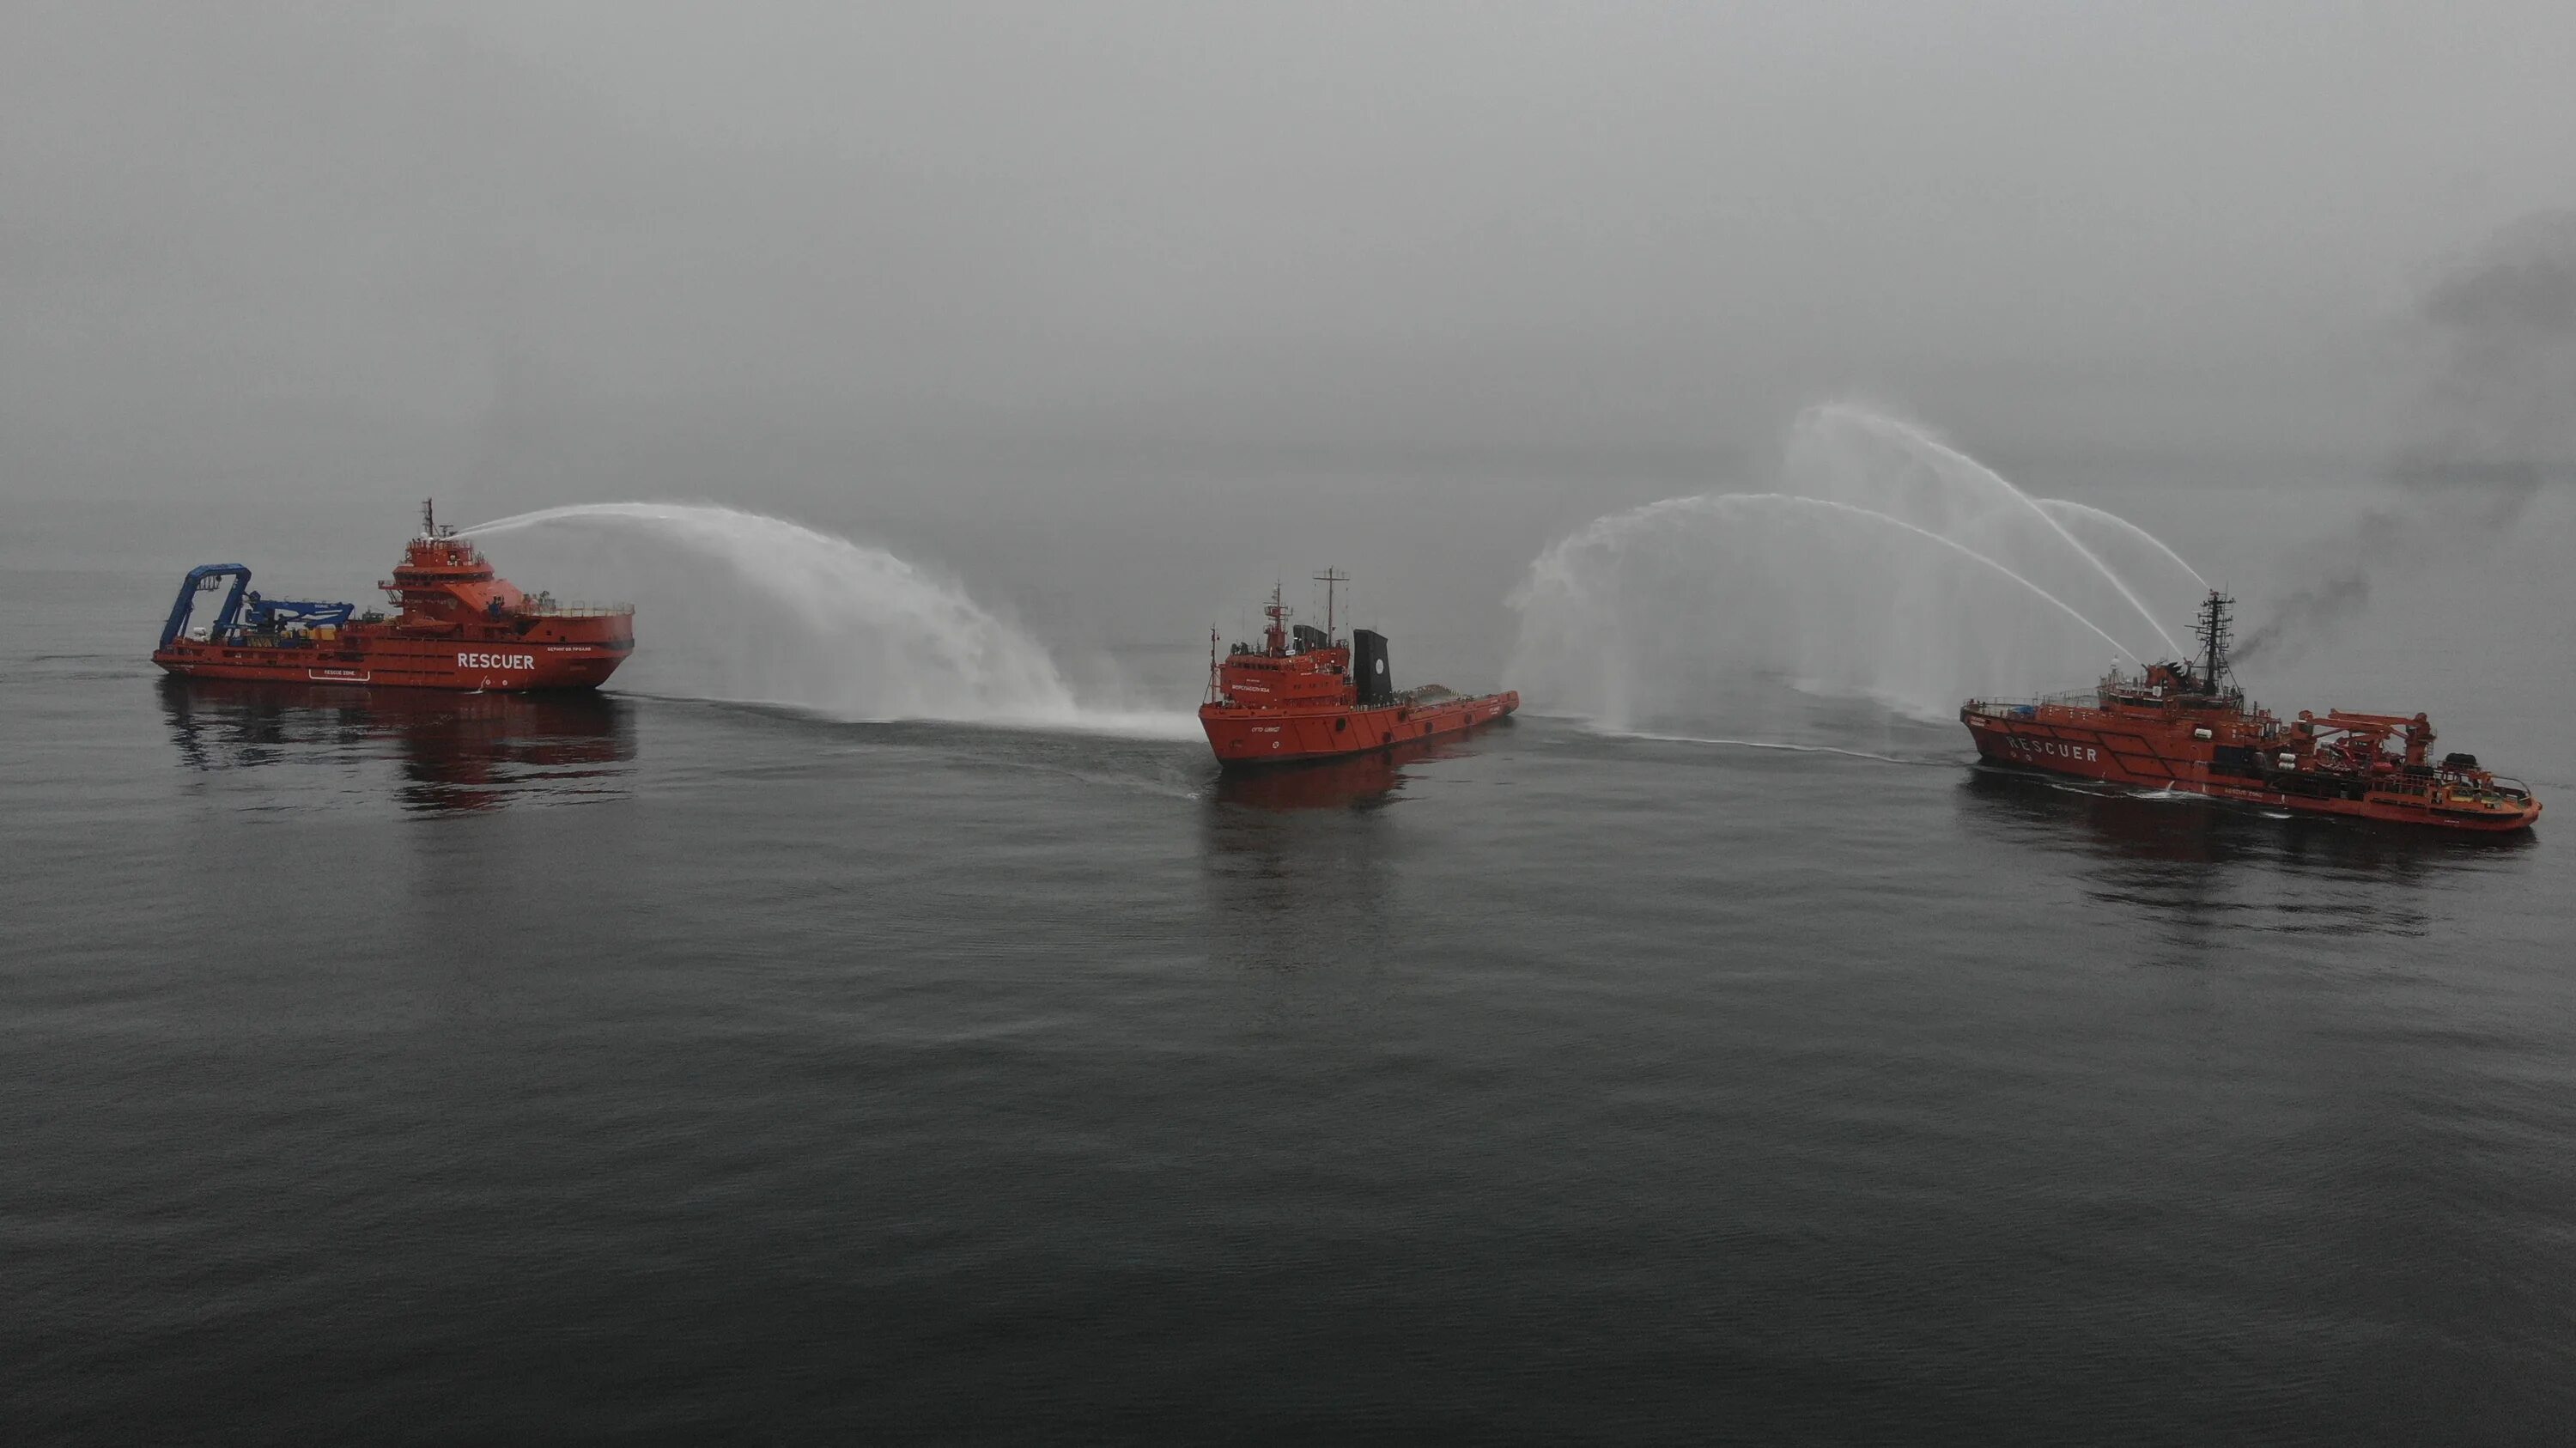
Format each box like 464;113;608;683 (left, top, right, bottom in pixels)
1353;629;1392;705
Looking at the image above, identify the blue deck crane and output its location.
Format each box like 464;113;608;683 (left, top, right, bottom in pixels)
158;566;355;648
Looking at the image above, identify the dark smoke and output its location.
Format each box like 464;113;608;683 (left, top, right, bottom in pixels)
2238;210;2576;664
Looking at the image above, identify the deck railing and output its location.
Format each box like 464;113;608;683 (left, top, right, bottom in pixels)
516;601;635;618
1960;690;2099;718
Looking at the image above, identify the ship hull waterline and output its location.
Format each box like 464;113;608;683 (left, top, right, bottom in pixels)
1965;713;2541;833
152;640;629;693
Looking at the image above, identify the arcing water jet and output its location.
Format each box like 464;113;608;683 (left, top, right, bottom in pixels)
2032;498;2211;605
461;502;1194;736
1783;405;2187;657
1508;408;2203;732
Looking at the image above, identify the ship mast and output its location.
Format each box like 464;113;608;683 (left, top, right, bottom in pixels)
2195;589;2236;695
1263;581;1291;656
1312;568;1348;639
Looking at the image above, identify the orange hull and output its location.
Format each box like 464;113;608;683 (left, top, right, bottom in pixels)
154;635;629;691
1962;707;2540;833
1201;691;1518;766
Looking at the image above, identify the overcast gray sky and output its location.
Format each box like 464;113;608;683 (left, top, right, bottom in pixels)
6;0;2571;532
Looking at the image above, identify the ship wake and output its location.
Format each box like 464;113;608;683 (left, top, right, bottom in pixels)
460;502;1197;739
1508;405;2209;733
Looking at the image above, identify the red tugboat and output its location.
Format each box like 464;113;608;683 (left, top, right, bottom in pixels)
152;502;634;692
1962;592;2540;832
1201;571;1518;767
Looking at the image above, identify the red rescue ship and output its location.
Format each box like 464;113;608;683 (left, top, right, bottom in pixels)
1202;571;1517;767
152;502;633;692
1962;592;2539;832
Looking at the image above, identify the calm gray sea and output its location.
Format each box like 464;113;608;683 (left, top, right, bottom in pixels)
5;550;2573;1444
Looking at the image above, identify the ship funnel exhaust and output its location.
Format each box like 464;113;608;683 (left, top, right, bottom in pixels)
1354;629;1393;705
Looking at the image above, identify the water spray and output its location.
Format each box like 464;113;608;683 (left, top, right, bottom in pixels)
461;502;1196;738
1507;408;2203;733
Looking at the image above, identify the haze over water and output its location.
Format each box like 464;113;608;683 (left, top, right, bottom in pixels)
8;3;2576;1442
